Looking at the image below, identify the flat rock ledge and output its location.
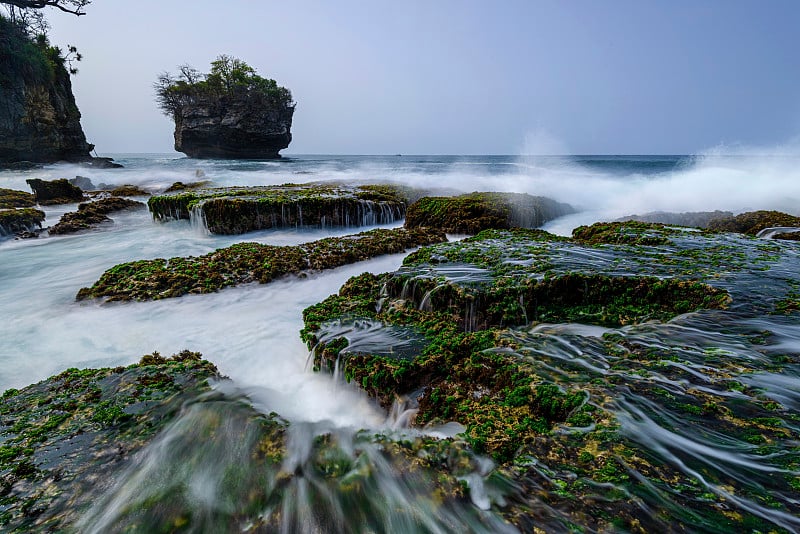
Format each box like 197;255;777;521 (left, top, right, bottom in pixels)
76;227;446;301
148;183;410;235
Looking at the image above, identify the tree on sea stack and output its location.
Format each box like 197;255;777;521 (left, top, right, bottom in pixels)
0;0;89;16
155;55;295;159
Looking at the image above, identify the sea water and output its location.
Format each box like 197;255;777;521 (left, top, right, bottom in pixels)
1;153;799;531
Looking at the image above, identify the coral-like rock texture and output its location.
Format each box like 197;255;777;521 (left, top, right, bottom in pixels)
76;227;446;301
48;197;145;235
404;192;574;234
301;222;800;532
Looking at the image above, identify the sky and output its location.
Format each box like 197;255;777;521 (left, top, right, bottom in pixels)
44;0;800;155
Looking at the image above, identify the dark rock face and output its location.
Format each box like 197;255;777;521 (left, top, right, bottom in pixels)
173;93;294;159
26;178;85;205
0;21;93;164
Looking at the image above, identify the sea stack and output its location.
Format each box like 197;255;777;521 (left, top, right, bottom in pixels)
156;55;295;159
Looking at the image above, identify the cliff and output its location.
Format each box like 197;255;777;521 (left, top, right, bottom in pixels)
0;18;94;164
173;90;294;159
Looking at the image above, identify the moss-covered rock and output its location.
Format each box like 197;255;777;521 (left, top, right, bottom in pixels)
0;207;45;236
148;182;410;235
109;184;150;197
707;210;800;235
0;188;35;209
76;227;446;301
616;209;733;229
404;192;574;234
301;221;800;532
0;351;220;531
25;178;85;205
48;197;145;235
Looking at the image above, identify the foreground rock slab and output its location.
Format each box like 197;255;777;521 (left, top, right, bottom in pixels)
148;183;410;235
77;227;446;301
404;192;574;234
302;222;800;532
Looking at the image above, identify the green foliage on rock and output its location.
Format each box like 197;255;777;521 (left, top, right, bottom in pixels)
154;55;293;118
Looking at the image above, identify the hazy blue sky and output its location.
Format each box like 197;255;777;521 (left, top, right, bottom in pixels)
46;0;800;155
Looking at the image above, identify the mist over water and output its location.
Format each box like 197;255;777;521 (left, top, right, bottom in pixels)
2;152;799;531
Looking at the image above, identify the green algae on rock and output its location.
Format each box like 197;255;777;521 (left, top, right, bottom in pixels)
0;351;219;531
109;184;150;197
404;192;574;234
707;210;800;235
0;207;45;236
0;189;35;210
147;182;410;235
76;227;446;302
48;197;145;235
301;222;800;532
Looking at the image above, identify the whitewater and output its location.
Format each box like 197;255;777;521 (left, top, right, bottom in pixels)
2;153;800;531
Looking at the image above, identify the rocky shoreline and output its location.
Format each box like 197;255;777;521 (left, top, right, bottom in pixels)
3;190;800;532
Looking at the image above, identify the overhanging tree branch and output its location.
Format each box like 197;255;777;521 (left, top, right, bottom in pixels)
0;0;91;16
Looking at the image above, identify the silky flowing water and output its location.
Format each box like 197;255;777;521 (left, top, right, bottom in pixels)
2;154;800;532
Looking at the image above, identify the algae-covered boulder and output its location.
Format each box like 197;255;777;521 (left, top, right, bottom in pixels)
77;227;446;301
0;188;35;209
25;178;85;205
404;192;574;234
0;351;220;531
148;183;410;235
0;207;45;236
48;197;145;235
301;222;800;532
707;210;800;235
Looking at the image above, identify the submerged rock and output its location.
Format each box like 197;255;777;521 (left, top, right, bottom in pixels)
25;178;85;205
68;176;95;191
0;207;45;236
0;188;35;209
404;192;574;234
301;222;800;532
48;197;145;235
148;183;410;235
163;180;211;193
76;227;446;301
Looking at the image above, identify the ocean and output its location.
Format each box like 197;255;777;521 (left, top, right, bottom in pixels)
1;153;799;532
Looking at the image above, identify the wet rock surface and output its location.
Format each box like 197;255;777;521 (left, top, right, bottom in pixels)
707;210;800;235
48;197;145;235
404;192;574;234
616;209;734;228
0;207;45;237
0;189;35;210
25;178;85;205
302;222;800;532
148;183;410;235
0;351;220;531
76;227;446;301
